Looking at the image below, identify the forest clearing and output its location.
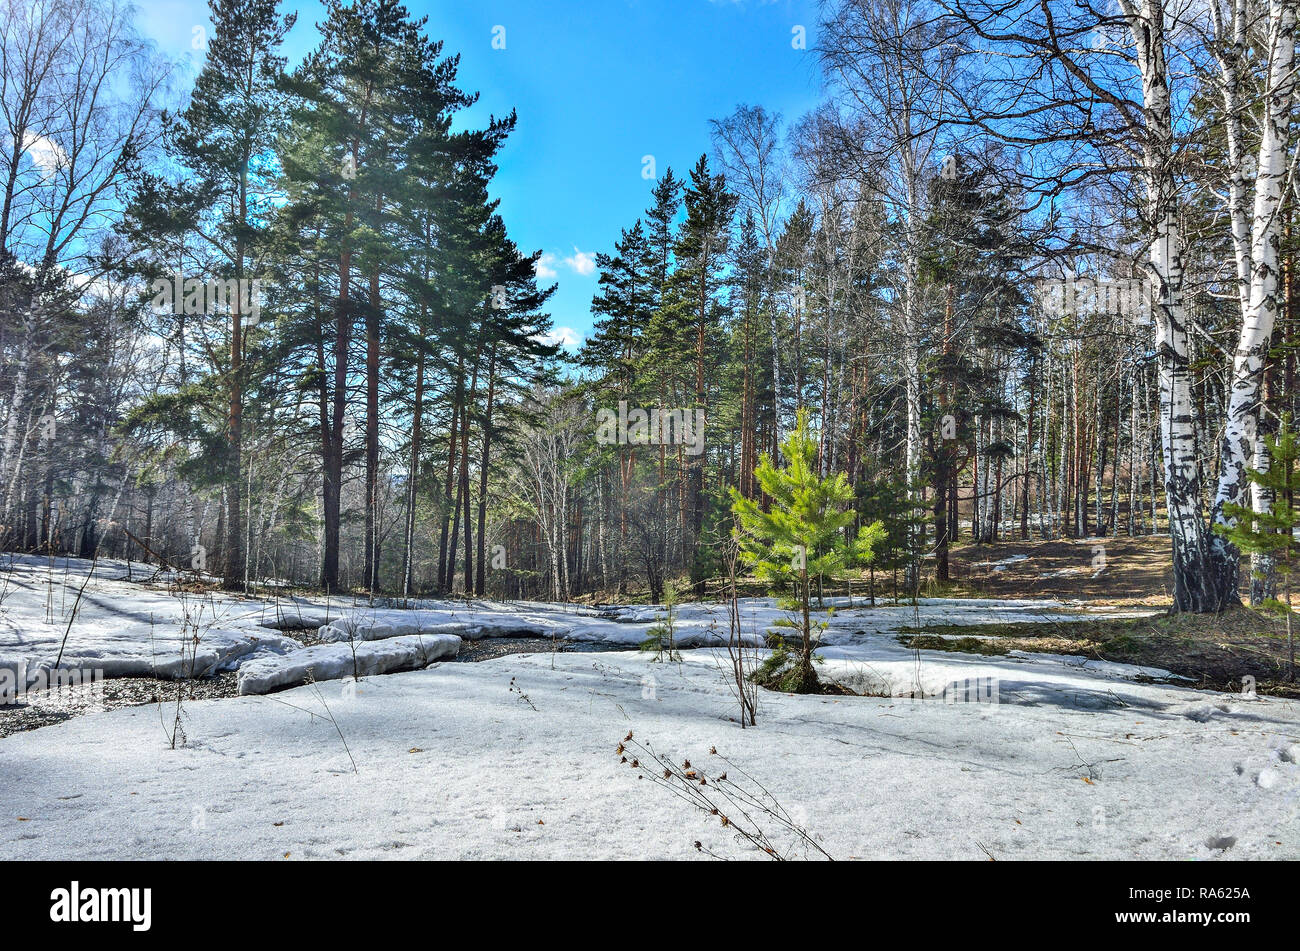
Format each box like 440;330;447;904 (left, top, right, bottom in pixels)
2;547;1298;863
1;0;1299;908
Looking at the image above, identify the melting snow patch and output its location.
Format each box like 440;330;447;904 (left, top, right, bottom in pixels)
973;554;1030;572
236;633;461;695
312;602;767;647
1003;649;1184;682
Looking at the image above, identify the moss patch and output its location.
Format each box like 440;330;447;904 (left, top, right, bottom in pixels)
899;634;1009;656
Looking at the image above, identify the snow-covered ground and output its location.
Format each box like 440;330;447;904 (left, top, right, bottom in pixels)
2;554;1298;859
2;648;1298;860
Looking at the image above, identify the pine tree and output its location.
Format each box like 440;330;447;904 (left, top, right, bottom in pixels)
644;169;683;303
664;155;737;592
582;220;654;592
775;200;814;414
639;580;682;662
278;0;475;590
920;158;1035;569
122;0;295;588
1216;415;1300;679
728;210;770;500
583;220;653;396
731;409;883;692
461;217;559;596
854;477;927;602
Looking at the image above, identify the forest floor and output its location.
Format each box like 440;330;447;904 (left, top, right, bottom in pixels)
946;535;1174;605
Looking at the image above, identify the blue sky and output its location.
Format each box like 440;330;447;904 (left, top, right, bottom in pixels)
138;0;824;345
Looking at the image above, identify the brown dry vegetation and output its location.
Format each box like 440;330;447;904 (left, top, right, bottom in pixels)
943;535;1176;605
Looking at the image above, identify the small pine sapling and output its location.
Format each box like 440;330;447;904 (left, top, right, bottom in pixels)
640;581;683;662
731;410;884;693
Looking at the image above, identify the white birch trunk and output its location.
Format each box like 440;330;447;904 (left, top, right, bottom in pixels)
1207;0;1297;604
1123;0;1222;609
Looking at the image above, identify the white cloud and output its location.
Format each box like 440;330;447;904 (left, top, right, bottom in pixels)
562;247;597;277
538;326;583;351
536;247;597;281
21;132;68;177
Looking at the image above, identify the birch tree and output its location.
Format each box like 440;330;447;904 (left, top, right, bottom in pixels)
710;104;787;455
1200;0;1298;603
509;388;586;601
820;0;957;584
929;0;1236;609
0;0;168;531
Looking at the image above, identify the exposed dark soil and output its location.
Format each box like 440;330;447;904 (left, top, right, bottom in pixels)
0;672;240;738
453;636;620;662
